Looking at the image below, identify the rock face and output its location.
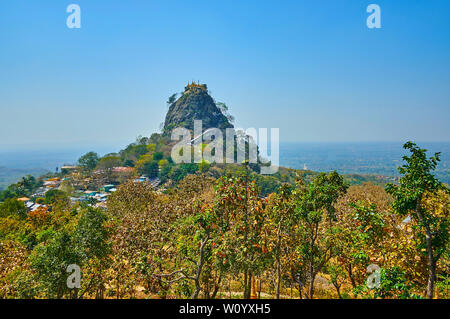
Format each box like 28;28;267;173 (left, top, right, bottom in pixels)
163;83;233;133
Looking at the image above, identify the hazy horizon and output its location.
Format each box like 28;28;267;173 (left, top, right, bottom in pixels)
1;139;450;153
2;140;449;190
2;141;449;170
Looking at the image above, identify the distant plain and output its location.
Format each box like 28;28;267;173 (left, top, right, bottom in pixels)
1;142;449;190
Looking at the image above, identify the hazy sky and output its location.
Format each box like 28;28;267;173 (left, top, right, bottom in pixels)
1;0;449;150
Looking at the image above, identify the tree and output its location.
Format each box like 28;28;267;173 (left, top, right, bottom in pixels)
334;183;392;291
30;207;110;298
265;183;296;298
170;164;199;183
123;159;135;167
18;175;39;194
96;155;122;182
161;202;214;299
324;263;347;298
72;208;110;262
78;152;99;171
72;208;111;298
374;267;417;299
216;102;228;113
213;174;267;298
386;142;449;299
216;102;235;124
120;144;148;164
333;201;387;297
136;135;149;145
30;231;80;298
0;241;31;298
140;161;159;178
0;175;41;201
45;189;69;205
153;152;164;162
96;155;122;170
294;171;347;298
167;93;178;106
107;175;215;298
198;160;211;173
0;198;27;219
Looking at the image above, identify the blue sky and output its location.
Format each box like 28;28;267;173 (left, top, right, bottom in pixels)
0;0;449;150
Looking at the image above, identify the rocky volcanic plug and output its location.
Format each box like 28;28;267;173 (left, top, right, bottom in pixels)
163;83;234;133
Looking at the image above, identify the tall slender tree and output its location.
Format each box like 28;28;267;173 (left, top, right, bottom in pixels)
386;142;449;299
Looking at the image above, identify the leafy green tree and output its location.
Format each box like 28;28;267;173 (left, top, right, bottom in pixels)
30;231;80;298
213;174;267;299
96;155;122;182
0;198;27;219
135;135;149;145
120;144;148;163
334;183;393;290
331;201;387;298
96;155;122;170
153;152;164;162
167;93;178;106
30;208;110;298
159;164;174;184
0;175;40;201
123;159;135;167
72;208;110;262
324;263;347;298
164;203;215;299
138;161;159;178
18;175;39;194
386;141;449;299
170;164;199;182
78;152;99;171
198;160;211;173
294;171;347;298
374;267;418;299
266;183;296;298
45;189;69;205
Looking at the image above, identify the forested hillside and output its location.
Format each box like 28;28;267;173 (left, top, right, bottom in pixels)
0;141;448;299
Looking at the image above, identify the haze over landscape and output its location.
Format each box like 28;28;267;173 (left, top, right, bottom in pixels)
1;142;449;191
